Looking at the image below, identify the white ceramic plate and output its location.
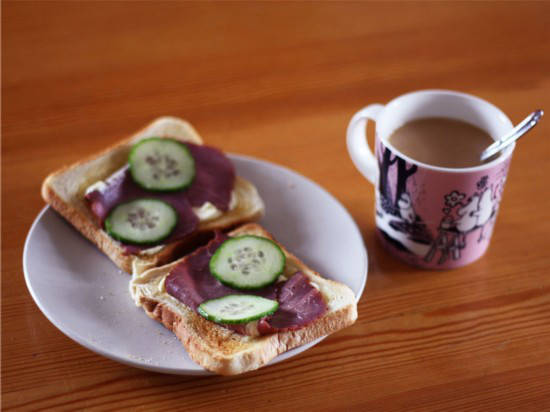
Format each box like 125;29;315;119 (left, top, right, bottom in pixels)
23;155;367;375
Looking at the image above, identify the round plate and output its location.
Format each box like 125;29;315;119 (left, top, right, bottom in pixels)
23;155;368;375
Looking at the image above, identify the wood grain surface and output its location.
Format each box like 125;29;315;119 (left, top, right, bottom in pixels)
2;2;550;411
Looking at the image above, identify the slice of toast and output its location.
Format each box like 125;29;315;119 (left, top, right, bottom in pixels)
41;117;264;273
130;223;358;375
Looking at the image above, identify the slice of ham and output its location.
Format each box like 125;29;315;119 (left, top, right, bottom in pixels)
85;142;235;254
165;232;328;336
164;232;236;309
256;271;328;334
184;144;235;211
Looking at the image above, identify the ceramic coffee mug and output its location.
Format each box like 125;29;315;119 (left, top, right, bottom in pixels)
347;90;515;269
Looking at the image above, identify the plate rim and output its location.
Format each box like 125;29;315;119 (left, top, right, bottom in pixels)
23;154;368;375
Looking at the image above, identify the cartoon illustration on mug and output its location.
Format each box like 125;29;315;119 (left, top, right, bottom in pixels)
424;169;508;264
375;146;433;256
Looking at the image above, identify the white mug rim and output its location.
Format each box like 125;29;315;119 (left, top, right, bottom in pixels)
376;89;515;174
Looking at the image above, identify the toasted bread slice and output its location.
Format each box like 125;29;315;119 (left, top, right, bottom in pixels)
130;223;358;375
41;117;264;273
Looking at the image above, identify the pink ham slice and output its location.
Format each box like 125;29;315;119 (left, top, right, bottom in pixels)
85;142;235;254
165;232;328;336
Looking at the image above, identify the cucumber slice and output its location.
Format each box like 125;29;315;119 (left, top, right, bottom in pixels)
129;137;195;191
198;295;278;324
105;199;177;245
209;236;286;290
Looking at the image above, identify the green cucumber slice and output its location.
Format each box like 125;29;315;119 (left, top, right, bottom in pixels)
198;295;278;324
209;236;286;290
105;199;177;245
129;137;195;191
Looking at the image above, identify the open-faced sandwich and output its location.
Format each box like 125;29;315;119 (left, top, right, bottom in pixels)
130;223;358;375
42;117;357;375
42;117;264;273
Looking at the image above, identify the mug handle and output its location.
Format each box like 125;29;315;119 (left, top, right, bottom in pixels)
346;104;384;185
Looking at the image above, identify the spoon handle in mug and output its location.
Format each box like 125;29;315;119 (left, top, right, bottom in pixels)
480;109;543;161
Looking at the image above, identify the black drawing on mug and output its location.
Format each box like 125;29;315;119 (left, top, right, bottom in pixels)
377;146;418;217
397;192;415;224
456;188;494;243
424;172;507;264
376;146;433;256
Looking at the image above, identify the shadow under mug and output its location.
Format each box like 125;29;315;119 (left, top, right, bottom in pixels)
347;90;515;269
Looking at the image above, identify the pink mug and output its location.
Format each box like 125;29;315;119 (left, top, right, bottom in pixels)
347;90;515;269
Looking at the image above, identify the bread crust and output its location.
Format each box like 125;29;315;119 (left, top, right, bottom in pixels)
41;117;264;273
130;223;358;375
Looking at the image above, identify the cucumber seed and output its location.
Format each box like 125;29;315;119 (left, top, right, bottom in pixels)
228;247;267;275
127;207;159;231
220;302;255;315
145;150;181;180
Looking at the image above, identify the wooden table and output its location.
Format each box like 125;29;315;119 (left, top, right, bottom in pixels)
3;2;550;410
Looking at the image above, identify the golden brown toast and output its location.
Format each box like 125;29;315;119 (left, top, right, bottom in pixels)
130;223;358;375
41;117;264;273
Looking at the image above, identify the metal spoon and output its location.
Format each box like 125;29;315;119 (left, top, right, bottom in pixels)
480;109;543;161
